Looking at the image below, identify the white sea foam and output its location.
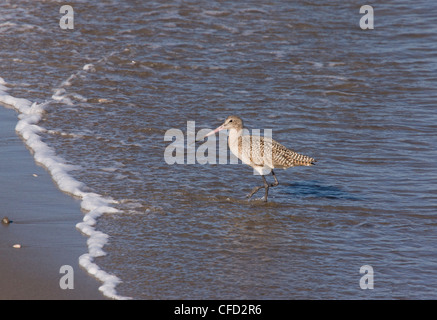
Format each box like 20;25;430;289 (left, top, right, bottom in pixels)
83;63;96;72
0;76;130;300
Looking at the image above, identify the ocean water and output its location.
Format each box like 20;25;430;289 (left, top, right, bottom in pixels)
1;0;436;299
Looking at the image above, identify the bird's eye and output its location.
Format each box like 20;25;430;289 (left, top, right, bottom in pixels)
229;120;233;122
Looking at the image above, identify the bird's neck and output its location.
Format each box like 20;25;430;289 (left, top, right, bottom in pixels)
228;127;243;145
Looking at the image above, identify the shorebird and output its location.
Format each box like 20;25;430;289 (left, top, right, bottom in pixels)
203;115;315;202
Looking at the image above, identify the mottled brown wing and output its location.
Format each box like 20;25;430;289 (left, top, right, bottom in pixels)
237;136;315;168
271;139;316;168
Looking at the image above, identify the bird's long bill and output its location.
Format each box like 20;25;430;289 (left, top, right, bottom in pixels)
200;124;225;140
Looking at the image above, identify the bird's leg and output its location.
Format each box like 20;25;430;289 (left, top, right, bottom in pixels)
270;170;279;187
262;175;269;202
247;175;270;202
246;171;279;202
246;184;264;199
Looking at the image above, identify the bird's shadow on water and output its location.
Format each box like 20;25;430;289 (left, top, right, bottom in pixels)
281;180;361;201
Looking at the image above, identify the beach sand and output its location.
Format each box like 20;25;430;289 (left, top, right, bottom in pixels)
0;106;104;299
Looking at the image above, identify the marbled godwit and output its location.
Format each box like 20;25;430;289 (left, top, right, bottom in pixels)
204;115;316;202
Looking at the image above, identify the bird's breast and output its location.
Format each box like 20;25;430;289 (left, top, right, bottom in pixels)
228;134;274;169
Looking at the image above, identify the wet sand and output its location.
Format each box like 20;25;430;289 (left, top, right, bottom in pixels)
0;106;104;299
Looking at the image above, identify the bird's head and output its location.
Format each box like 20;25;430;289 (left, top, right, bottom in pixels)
204;115;243;138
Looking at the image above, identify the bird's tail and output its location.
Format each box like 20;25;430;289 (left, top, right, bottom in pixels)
289;152;316;166
272;147;315;168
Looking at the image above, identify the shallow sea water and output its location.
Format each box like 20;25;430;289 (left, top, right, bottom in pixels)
1;0;436;299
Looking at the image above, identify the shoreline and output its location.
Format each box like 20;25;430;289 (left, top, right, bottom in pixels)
0;105;105;299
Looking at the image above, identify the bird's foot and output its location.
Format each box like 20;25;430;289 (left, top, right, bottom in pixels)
246;193;268;202
246;186;263;199
245;191;254;199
